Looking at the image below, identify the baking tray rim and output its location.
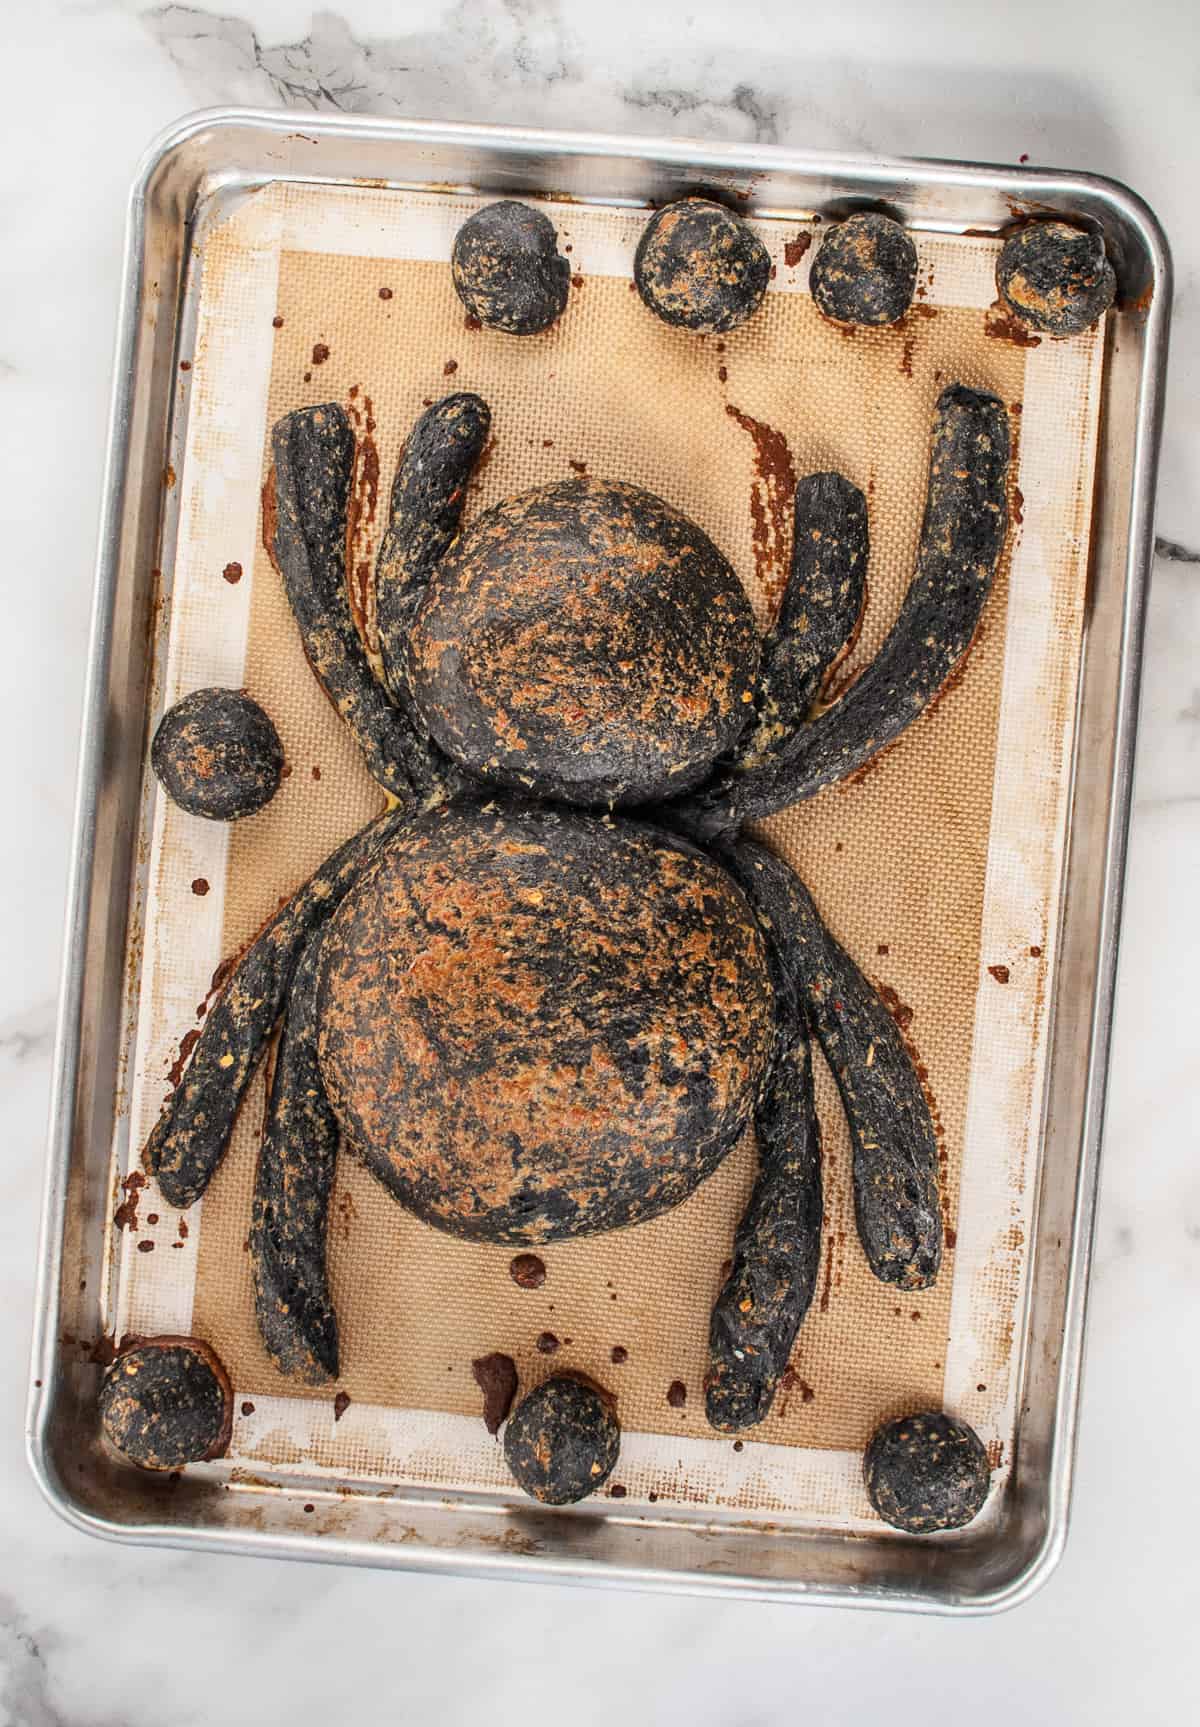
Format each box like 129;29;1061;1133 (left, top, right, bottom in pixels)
27;104;1173;1614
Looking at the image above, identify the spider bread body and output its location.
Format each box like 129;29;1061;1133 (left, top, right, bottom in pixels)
316;795;774;1244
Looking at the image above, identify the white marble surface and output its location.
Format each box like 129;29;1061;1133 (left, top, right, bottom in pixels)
3;1;1197;1721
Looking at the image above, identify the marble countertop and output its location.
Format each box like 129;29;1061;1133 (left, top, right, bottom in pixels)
3;2;1196;1721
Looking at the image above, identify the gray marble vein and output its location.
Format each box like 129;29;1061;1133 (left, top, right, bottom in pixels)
0;1594;74;1727
149;2;576;112
1155;535;1200;564
144;2;791;143
624;81;781;144
0;1009;55;1065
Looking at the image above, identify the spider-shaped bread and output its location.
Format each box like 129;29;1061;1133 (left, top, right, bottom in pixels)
144;381;1008;1432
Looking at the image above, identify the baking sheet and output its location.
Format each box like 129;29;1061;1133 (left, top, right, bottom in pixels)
111;181;1103;1530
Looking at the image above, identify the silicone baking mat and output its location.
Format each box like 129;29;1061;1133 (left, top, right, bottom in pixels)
110;182;1103;1530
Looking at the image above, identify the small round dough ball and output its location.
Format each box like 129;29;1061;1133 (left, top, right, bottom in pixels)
810;212;918;327
99;1337;233;1471
863;1410;990;1533
503;1374;620;1504
151;688;283;821
996;221;1116;336
451;201;571;335
634;198;771;334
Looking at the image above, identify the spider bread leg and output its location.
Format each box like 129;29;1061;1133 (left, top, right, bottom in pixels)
775;855;942;1289
737;472;869;768
271;404;445;801
375;393;492;707
706;840;823;1429
250;925;340;1382
144;805;408;1209
677;384;1008;835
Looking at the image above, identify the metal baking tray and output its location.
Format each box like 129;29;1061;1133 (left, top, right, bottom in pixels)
28;107;1170;1611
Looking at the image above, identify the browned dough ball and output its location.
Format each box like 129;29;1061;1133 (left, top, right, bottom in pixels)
451;201;571;335
809;212;918;327
503;1374;620;1503
151;688;283;820
634;198;771;334
996;221;1116;336
99;1337;233;1470
863;1410;990;1533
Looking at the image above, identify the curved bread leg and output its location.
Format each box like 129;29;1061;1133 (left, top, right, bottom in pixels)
706;845;822;1429
144;805;408;1208
739;844;942;1288
272;404;446;802
676;385;1008;836
251;927;340;1383
376;393;492;705
736;472;869;769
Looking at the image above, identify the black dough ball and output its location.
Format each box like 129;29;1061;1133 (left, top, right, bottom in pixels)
863;1410;990;1533
996;221;1116;336
451;201;571;335
503;1374;620;1504
99;1337;233;1471
151;687;283;820
634;198;771;334
810;212;918;327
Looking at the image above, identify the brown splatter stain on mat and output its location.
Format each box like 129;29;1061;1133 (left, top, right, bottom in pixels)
471;1353;517;1435
984;304;1042;349
510;1253;546;1289
165;1029;201;1092
113;1170;147;1232
725;405;798;617
875;981;916;1032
